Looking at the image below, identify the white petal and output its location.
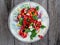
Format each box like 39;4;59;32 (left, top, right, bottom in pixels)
38;19;41;22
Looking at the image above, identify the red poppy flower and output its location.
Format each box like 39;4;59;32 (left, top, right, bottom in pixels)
28;15;33;23
19;30;27;38
33;20;41;30
28;8;38;16
19;26;27;38
36;21;41;27
20;8;26;16
23;18;30;28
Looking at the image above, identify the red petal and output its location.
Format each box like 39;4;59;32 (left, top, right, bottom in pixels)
17;15;21;20
29;8;36;12
33;20;41;30
21;8;25;13
24;15;29;19
38;35;43;39
19;29;27;38
23;32;27;38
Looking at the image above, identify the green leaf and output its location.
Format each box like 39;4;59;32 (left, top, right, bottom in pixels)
30;36;33;39
26;6;30;10
19;18;23;25
33;16;38;20
25;29;31;33
30;32;37;40
24;4;30;9
41;25;46;29
36;6;39;10
30;29;37;40
31;29;36;32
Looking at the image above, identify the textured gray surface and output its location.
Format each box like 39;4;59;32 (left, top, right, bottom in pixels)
0;0;59;45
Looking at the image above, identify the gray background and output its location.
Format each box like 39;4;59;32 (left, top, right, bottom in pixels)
0;0;60;45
